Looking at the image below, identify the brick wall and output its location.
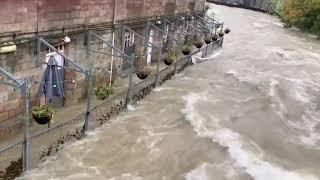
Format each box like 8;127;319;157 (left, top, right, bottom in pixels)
0;0;205;37
0;0;205;135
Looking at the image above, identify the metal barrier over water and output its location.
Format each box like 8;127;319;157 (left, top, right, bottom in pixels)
0;15;224;179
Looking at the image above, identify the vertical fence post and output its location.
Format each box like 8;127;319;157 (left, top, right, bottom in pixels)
173;53;179;74
154;46;162;87
36;36;41;67
188;54;193;66
212;40;215;51
84;67;93;133
220;37;224;47
126;55;134;106
204;43;208;57
144;23;150;64
86;31;91;58
22;80;29;172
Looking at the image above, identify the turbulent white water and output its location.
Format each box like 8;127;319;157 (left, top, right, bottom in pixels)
182;93;318;180
20;4;320;180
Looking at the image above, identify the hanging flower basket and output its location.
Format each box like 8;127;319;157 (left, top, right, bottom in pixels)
224;28;231;34
136;68;152;80
163;51;177;65
32;106;54;125
193;40;203;49
204;37;212;44
182;45;192;55
94;85;113;100
212;35;218;42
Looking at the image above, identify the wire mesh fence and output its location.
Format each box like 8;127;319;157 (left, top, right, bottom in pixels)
0;37;223;179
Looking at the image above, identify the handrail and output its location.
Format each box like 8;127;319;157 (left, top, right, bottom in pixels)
88;31;131;59
148;22;178;41
37;37;86;74
122;25;159;50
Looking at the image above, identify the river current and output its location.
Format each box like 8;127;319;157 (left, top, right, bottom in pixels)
20;4;320;180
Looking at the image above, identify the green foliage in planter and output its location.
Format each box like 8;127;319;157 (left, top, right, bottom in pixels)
218;32;225;37
136;67;153;79
32;105;54;119
212;34;218;42
193;39;203;48
134;52;147;70
164;49;177;65
94;85;114;100
192;35;203;48
183;34;193;46
182;45;192;55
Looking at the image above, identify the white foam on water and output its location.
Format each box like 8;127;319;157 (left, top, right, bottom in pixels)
109;173;143;180
182;93;319;180
185;163;211;180
153;87;175;92
127;104;136;111
185;161;238;180
208;50;223;59
252;22;268;29
192;50;223;64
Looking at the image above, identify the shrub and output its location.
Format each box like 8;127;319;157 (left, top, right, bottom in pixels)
94;85;113;100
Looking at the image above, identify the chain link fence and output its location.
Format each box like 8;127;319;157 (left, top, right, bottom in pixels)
0;38;223;179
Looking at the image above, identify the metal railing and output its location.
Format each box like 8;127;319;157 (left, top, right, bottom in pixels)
0;37;223;179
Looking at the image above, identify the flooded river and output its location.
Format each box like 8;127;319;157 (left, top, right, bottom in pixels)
20;4;320;180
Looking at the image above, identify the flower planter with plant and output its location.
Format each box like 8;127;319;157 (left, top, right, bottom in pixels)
32;106;54;125
204;37;212;44
136;67;152;80
212;34;218;42
181;45;192;55
194;41;203;49
134;51;153;80
218;32;225;37
163;49;177;65
224;28;231;34
193;35;204;49
94;85;113;100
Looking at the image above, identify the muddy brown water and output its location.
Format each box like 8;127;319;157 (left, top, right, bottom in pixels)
18;4;320;180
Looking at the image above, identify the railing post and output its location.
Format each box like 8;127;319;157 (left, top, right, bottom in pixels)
220;37;224;47
126;55;134;106
84;67;93;133
154;46;162;87
173;53;179;74
22;80;30;172
188;54;193;66
144;23;150;64
36;36;41;67
204;43;209;57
